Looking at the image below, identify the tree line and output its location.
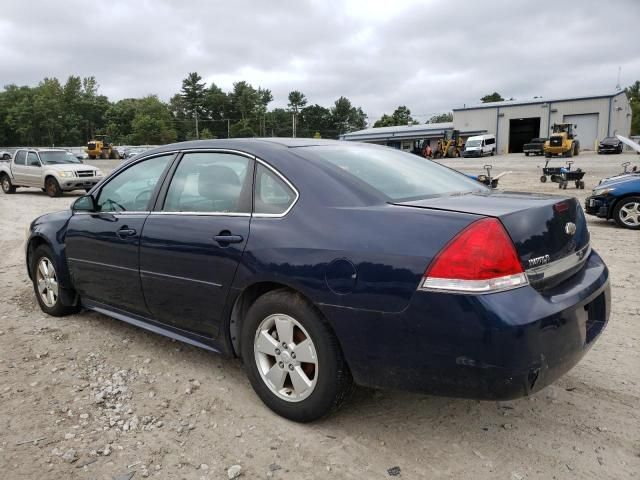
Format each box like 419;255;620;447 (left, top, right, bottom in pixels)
0;72;368;147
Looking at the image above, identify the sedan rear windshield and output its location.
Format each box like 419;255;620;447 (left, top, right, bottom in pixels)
39;151;81;164
301;145;487;201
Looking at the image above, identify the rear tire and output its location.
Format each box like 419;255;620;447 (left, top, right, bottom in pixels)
110;150;120;160
31;245;80;316
540;175;547;183
45;177;62;197
525;152;529;156
241;289;354;422
1;174;16;194
613;196;640;230
100;150;109;159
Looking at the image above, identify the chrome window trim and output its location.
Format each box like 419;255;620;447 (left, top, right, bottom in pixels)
252;157;299;218
149;211;251;217
73;211;150;216
525;243;591;283
153;148;300;219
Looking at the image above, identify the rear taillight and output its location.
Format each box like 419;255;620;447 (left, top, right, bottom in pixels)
419;218;528;294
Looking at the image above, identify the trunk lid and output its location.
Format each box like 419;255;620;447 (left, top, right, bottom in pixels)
394;191;590;290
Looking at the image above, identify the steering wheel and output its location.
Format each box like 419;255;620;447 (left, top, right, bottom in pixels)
134;189;152;209
103;198;126;212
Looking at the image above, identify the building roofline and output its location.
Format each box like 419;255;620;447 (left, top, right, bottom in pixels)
453;91;626;111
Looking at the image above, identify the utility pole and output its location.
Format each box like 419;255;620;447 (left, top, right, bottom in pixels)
227;119;230;138
195;110;199;139
292;113;296;138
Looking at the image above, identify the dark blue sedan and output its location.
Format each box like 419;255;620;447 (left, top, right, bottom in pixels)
25;139;610;421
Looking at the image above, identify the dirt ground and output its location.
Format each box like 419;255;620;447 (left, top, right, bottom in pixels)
0;151;638;480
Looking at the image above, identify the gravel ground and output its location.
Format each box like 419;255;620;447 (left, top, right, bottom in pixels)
0;151;639;480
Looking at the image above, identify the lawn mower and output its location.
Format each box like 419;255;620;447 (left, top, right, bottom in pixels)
468;165;510;189
539;160;585;189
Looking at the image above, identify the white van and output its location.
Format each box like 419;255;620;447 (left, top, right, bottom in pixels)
462;134;496;157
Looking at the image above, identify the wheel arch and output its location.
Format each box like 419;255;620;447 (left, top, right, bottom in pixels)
609;193;640;219
227;280;322;357
26;234;52;280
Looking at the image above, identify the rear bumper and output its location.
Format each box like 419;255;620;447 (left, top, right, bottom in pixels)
323;250;610;399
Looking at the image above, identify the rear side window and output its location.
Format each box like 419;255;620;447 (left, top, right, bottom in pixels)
13;151;26;165
485;137;495;145
163;152;252;213
254;164;296;215
302;145;487;201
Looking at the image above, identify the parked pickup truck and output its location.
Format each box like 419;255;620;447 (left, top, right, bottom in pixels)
523;138;547;156
0;148;103;197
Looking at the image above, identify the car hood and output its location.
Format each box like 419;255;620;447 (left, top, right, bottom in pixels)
44;163;94;172
596;174;640;189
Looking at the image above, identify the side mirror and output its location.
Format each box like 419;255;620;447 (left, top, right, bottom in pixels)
72;194;97;212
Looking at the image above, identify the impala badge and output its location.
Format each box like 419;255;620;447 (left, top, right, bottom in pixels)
528;254;550;267
565;222;577;235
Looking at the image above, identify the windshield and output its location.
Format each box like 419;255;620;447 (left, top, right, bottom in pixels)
39;151;81;165
301;145;488;201
602;137;617;142
466;140;481;147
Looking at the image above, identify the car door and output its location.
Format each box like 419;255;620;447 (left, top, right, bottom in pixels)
23;152;43;186
139;151;253;337
65;154;175;316
11;150;28;183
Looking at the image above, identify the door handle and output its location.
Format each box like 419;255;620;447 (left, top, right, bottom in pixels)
213;233;244;245
117;227;137;238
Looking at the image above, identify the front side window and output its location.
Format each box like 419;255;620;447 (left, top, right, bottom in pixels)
254;164;296;215
27;152;41;167
13;150;26;165
163;152;251;213
97;155;172;212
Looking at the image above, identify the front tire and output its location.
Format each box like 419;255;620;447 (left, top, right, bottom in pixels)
45;177;62;197
1;174;16;194
31;245;80;316
241;289;354;422
613;196;640;230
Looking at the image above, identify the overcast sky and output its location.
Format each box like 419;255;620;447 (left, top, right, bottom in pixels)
1;0;638;123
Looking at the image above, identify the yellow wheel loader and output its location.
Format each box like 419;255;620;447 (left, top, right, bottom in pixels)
544;123;580;158
85;135;120;160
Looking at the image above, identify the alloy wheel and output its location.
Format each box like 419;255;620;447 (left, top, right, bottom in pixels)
619;202;640;227
36;257;58;307
254;313;319;402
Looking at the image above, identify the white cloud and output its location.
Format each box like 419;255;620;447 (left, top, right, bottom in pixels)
0;0;638;122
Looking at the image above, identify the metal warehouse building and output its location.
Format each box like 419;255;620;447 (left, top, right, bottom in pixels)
340;122;486;152
453;91;632;154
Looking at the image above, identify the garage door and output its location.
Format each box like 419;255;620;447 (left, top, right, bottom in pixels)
563;114;598;151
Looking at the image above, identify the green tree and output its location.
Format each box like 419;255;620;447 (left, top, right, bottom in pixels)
330;96;367;136
299;104;332;137
625;81;640;135
426;112;453;124
180;72;206;138
373;105;415;127
481;92;505;103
